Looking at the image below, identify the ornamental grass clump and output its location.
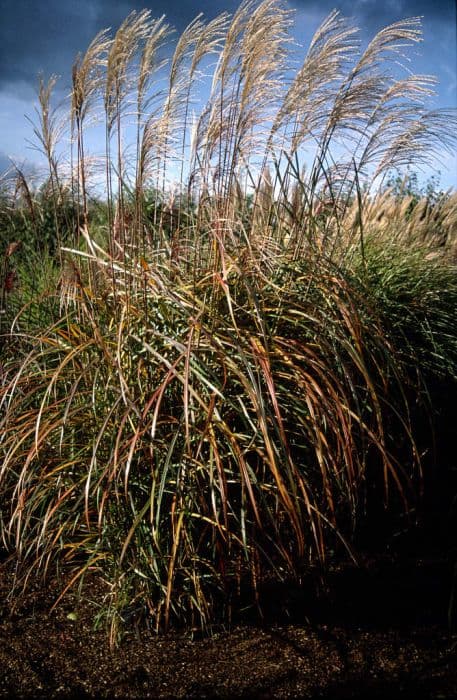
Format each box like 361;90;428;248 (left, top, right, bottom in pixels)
0;0;456;643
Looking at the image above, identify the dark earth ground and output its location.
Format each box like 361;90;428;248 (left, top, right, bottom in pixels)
1;544;457;699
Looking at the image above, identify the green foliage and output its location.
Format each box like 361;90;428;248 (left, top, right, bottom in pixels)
385;170;445;206
0;180;77;257
352;238;457;381
2;238;456;640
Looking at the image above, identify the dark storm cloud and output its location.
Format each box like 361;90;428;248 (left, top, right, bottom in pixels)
0;0;240;97
1;1;95;95
375;0;455;26
294;0;455;30
0;0;454;98
312;0;457;105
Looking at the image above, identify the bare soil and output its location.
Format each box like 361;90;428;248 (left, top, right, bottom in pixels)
1;552;457;699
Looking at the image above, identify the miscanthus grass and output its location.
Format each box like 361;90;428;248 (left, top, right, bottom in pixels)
0;0;456;643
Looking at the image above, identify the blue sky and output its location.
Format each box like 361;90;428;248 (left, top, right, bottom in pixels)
0;0;455;189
